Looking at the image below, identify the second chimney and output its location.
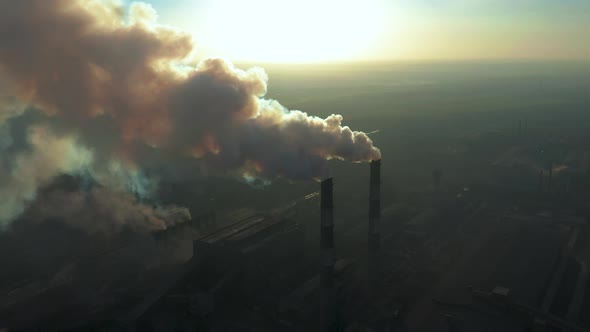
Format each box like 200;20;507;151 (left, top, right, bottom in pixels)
320;178;336;331
369;160;381;284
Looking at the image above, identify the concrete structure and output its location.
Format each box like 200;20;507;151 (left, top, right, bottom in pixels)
369;160;382;288
120;204;308;330
320;178;336;332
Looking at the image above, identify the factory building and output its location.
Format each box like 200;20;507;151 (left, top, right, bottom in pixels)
114;160;383;331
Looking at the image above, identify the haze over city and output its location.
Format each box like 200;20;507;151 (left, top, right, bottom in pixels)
149;0;590;63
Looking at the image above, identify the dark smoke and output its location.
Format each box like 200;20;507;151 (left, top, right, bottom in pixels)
0;0;380;228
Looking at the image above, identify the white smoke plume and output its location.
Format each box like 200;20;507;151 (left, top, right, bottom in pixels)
0;0;380;227
0;126;92;224
0;118;182;231
22;188;191;234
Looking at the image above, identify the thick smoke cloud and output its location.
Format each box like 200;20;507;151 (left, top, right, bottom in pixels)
0;0;380;227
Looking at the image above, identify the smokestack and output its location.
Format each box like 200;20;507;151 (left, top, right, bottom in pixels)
369;160;381;285
320;178;336;332
539;169;544;193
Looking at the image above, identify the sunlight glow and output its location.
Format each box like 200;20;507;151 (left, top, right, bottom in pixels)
197;0;386;63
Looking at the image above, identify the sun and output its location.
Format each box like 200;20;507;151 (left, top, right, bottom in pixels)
196;0;385;63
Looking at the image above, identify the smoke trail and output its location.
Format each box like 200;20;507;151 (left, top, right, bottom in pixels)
0;126;92;224
0;0;380;227
22;187;191;234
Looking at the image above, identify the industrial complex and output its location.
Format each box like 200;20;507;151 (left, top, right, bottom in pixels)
2;125;590;332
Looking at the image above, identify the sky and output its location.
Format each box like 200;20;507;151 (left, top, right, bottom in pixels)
142;0;590;63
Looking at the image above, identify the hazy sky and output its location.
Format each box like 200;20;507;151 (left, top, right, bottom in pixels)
142;0;590;63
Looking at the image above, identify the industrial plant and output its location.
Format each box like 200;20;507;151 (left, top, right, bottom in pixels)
1;1;590;329
4;130;590;332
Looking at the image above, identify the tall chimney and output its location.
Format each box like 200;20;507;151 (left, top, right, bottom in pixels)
320;178;336;332
539;169;544;193
369;160;381;285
